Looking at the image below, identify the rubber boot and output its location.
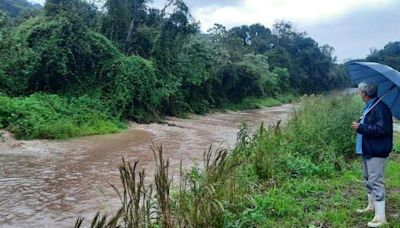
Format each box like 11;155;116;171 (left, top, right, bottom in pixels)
367;201;387;227
357;194;374;213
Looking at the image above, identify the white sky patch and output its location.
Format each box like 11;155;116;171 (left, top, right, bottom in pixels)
28;0;45;4
195;0;395;31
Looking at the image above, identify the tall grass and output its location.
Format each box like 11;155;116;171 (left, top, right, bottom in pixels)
273;94;362;177
76;94;367;227
394;132;400;153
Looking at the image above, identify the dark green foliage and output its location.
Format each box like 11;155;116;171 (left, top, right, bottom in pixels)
131;26;159;58
0;0;351;138
248;23;273;54
174;39;216;113
151;1;200;116
152;0;198;72
210;55;290;104
0;6;161;126
45;0;100;28
96;0;348;118
0;11;9;88
207;21;350;96
366;41;400;71
270;21;347;93
103;55;160;122
100;0;132;48
100;0;152;53
1;15;121;95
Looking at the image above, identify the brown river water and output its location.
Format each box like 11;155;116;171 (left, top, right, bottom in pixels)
0;104;294;227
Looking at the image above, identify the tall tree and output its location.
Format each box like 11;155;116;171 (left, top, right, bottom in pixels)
100;0;131;48
366;41;400;71
124;0;151;53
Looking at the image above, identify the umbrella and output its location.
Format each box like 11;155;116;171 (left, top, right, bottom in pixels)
346;61;400;120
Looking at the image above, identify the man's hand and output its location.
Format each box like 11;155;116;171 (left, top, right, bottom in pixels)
352;121;360;130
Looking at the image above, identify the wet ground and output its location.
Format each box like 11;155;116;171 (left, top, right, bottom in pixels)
0;104;294;227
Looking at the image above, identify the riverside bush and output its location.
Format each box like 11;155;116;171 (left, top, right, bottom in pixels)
0;93;123;139
102;55;160;122
246;94;362;179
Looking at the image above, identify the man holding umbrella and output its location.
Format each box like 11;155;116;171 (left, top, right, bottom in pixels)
347;61;400;227
351;82;392;227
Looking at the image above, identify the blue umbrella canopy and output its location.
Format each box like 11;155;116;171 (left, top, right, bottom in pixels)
346;61;400;119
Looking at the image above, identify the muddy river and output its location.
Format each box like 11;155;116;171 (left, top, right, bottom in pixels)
0;104;294;227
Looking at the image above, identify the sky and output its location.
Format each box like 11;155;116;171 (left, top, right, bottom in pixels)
28;0;400;62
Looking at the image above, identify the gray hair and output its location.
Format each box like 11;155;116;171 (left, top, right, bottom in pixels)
358;82;378;98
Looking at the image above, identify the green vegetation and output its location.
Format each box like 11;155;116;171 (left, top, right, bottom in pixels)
0;0;350;139
244;153;400;227
367;41;400;71
75;94;400;227
221;94;295;111
0;0;41;18
394;132;400;153
0;94;123;139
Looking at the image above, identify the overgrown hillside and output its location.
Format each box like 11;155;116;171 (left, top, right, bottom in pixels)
0;0;351;139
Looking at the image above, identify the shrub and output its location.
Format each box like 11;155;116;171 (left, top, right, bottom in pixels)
0;93;123;139
103;55;160;122
2;15;121;95
246;94;362;179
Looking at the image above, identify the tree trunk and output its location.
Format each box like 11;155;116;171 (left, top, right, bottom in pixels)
124;17;135;54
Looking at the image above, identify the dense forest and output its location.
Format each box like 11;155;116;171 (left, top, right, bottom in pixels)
0;0;351;139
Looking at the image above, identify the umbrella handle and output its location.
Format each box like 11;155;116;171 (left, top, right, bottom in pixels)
357;85;396;122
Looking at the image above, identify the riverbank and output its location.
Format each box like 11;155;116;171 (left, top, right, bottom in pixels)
218;94;295;111
0;102;294;227
74;94;400;227
0;88;359;141
0;93;297;140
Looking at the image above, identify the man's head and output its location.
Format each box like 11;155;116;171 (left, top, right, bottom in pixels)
358;82;378;102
